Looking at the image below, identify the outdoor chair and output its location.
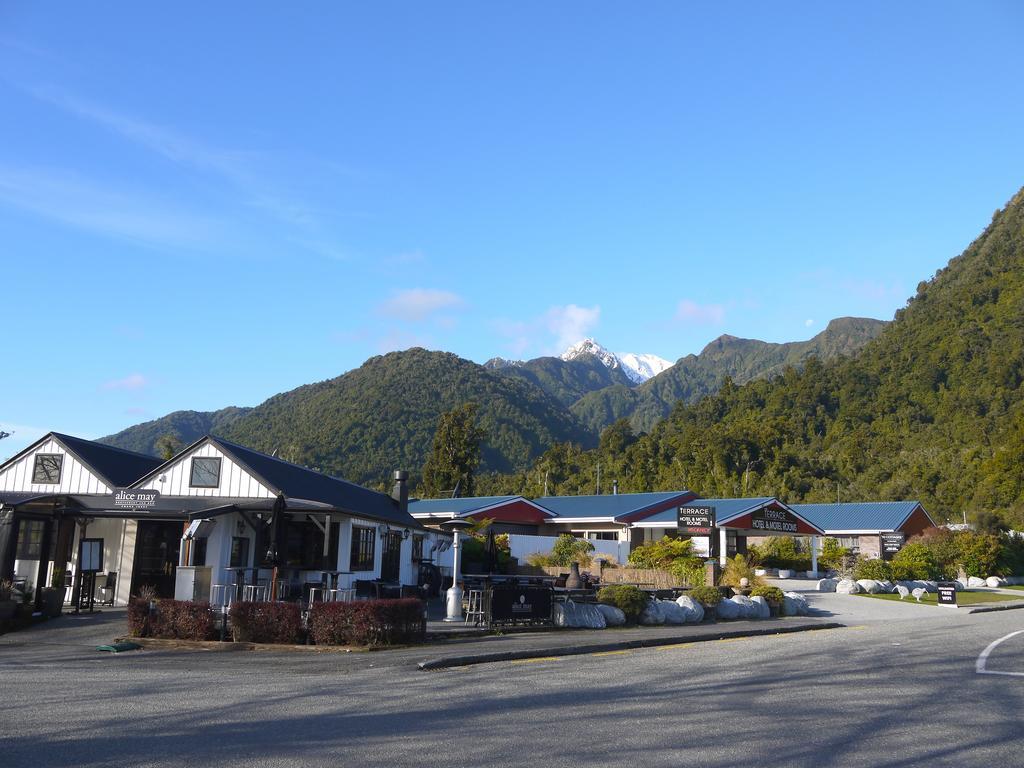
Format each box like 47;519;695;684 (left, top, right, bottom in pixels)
98;572;117;606
354;579;379;600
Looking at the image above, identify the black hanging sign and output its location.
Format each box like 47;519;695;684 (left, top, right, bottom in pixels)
112;489;161;510
937;582;958;607
750;507;800;534
677;506;716;535
880;532;906;561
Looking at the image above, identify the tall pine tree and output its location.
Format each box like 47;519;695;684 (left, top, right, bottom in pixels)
421;403;486;498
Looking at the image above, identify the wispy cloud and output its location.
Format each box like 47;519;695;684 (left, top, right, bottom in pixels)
0;166;223;248
377;288;465;323
496;303;602;357
674;299;726;325
102;373;148;391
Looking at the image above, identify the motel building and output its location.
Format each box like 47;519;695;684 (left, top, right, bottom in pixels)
0;432;450;611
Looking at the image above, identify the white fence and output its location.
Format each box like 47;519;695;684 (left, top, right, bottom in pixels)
508;533;630;565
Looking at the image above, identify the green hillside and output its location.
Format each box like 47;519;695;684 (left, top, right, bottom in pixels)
483;187;1024;524
486;353;635;406
101;407;251;456
570;317;887;434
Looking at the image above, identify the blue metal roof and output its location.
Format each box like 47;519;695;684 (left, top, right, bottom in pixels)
636;497;777;526
537;491;692;521
791;501;927;533
409;496;525;518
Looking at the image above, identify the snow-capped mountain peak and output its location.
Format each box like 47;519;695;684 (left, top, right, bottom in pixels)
560;338;672;384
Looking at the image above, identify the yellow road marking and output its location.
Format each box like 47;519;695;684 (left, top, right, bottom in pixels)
656;643;695;651
510;656;560;665
592;649;631;657
717;637;748;643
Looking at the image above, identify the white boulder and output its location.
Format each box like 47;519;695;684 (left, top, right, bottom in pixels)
659;599;688;625
675;595;705;623
595;604;626;627
729;595;758;619
877;580;894;593
715;597;741;620
749;595;771;619
553;601;607;629
955;579;970;591
922;581;938;593
968;576;987;588
986;577;1007;588
1006;576;1024;586
856;579;884;594
639;599;666;625
836;579;862;595
816;578;838;592
783;592;810;616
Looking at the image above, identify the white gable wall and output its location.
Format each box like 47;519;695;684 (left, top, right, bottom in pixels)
0;437;111;494
137;442;275;498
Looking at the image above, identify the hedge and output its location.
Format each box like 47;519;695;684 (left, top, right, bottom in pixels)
229;601;303;644
127;599;215;640
308;598;425;647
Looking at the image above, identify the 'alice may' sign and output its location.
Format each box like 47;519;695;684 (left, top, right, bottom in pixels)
112;489;160;510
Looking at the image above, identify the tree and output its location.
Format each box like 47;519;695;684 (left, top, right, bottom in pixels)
155;434;182;460
420;403;487;497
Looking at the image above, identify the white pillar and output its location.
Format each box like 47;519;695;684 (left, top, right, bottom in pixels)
443;530;464;622
811;535;819;577
719;528;728;567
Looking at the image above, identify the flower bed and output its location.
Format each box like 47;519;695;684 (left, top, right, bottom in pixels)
308;598;425;647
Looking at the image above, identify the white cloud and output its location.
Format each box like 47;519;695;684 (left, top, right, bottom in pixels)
377;289;465;323
805;318;815;327
102;373;148;391
494;303;601;357
674;299;726;325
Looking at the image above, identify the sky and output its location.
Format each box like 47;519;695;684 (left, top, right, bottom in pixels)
2;2;1024;460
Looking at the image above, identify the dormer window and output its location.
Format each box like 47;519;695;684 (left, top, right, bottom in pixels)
189;457;222;488
32;454;63;484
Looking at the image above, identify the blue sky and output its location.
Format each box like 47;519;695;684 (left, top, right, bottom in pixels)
2;2;1023;460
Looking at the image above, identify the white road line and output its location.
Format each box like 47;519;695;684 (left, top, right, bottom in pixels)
976;629;1024;677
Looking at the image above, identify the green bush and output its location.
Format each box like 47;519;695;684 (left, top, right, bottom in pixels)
672;560;706;587
749;536;799;569
721;555;764;588
527;534;595;567
818;538;850;571
750;585;785;604
689;585;722;606
628;536;704;586
953;531;1001;577
596;584;648;622
853;557;892;581
996;532;1024;576
890;542;939;581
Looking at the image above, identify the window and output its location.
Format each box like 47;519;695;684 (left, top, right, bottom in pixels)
230;537;250;568
586;531;618;541
284;520;338;569
189;457;222;488
16;520;45;559
191;537;208;567
350;526;376;571
32;454;63;484
412;534;425;560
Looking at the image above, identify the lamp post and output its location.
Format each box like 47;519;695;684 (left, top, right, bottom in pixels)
439;518;473;623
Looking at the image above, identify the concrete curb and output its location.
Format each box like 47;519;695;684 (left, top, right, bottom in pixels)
968;601;1024;614
417;621;845;670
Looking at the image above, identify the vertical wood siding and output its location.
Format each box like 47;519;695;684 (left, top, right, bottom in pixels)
136;441;274;498
0;438;111;494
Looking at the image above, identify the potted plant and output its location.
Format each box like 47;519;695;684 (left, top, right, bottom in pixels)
0;580;16;623
41;569;65;618
690;585;722;622
751;585;786;617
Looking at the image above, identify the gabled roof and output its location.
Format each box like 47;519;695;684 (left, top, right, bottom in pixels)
409;495;552;519
136;435;417;528
632;497;777;527
537;491;695;523
791;501;932;533
0;431;162;489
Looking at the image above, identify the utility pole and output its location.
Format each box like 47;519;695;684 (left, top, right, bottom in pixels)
596;463;601;495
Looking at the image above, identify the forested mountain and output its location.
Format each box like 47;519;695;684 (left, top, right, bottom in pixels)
480;187;1024;524
485;352;637;406
104;349;593;487
102;407;251;455
570;317;887;434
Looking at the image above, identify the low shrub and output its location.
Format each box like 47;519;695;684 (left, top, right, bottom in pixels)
750;585;785;604
721;555;764;588
689;585;722;607
596;585;648;623
853;557;892;582
149;600;216;641
527;534;595;567
127;598;152;637
954;531;1002;577
308;598;425;647
818;538;850;571
229;601;302;644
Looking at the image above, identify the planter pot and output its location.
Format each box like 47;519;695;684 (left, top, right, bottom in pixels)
0;600;16;622
805;571;819;579
778;569;794;579
565;562;583;590
754;569;767;577
41;588;63;619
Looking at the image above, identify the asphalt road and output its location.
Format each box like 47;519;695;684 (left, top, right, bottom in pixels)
2;601;1023;767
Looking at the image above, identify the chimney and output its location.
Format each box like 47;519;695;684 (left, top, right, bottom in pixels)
392;470;409;513
613;480;619;495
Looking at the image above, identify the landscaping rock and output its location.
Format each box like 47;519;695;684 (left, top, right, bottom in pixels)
729;595;758;619
836;579;861;595
639;599;666;626
986;576;1007;588
877;580;894;593
554;601;607;629
783;592;810;616
968;576;987;588
922;581;938;593
674;595;705;623
749;595;771;619
816;578;838;593
595;604;626;627
715;597;741;620
1006;576;1024;586
659;600;688;625
956;579;970;591
856;579;884;594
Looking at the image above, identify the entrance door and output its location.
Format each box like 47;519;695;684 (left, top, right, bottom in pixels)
130;521;182;598
381;531;402;583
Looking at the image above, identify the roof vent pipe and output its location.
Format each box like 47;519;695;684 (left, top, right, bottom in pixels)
392;470;409;513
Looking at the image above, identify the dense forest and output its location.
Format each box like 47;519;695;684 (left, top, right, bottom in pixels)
478;187;1024;526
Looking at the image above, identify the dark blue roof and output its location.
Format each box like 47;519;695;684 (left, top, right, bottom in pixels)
538;492;693;521
409;496;533;518
52;432;162;488
208;437;417;528
791;501;928;533
636;497;777;526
